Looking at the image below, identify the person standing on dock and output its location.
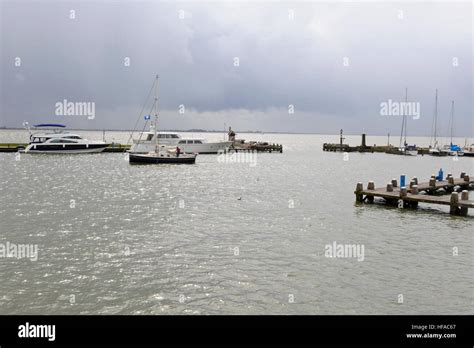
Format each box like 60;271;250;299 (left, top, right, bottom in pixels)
176;146;181;157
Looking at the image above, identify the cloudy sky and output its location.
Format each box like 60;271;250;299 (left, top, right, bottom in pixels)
0;0;472;136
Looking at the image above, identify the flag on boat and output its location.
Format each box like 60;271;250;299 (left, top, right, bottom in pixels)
144;115;151;120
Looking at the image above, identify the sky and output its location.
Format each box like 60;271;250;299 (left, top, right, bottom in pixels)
0;0;472;137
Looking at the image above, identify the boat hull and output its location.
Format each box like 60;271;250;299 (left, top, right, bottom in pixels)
129;153;196;164
24;143;108;154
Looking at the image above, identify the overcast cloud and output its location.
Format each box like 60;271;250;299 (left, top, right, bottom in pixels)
0;0;472;136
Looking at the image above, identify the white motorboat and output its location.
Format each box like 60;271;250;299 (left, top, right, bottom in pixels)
22;123;108;154
130;129;232;154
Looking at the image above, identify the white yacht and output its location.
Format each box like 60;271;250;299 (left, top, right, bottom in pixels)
130;127;232;154
23;123;108;154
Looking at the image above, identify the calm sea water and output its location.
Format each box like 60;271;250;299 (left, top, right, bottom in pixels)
0;130;472;314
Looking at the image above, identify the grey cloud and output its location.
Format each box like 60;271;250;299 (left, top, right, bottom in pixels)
0;1;472;137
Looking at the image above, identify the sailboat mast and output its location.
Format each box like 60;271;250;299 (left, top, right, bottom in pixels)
399;88;406;148
404;88;408;147
154;75;159;153
434;89;438;146
450;100;454;146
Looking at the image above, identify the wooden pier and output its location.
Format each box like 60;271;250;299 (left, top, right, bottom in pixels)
354;172;474;216
229;142;283;153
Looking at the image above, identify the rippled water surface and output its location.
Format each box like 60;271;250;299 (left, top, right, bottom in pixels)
0;130;472;314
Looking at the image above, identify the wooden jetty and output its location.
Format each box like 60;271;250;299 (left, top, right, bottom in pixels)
227;127;283;153
323;130;390;153
354;172;474;216
229;141;282;153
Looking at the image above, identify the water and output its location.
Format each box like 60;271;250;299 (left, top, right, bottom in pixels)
0;130;472;314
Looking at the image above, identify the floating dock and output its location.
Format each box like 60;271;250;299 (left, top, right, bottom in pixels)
354;173;474;216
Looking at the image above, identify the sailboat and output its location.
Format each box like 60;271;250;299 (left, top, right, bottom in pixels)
389;88;418;156
129;75;197;164
440;100;464;157
428;89;447;156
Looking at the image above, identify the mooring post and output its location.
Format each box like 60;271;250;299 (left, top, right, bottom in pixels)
412;177;418;185
391;178;398;188
460;172;466;179
450;192;460;215
400;187;407;198
459;190;469;216
448;175;454;185
386;183;393;192
367;181;375;203
355;182;364;202
429;175;436;188
411;185;419;195
464;174;470;183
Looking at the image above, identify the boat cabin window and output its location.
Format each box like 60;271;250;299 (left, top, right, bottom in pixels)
194;140;202;144
146;134;154;141
64;136;82;139
178;140;186;144
49;139;77;143
170;134;179;138
32;137;50;143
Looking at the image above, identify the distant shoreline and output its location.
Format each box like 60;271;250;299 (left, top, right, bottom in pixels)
1;127;472;138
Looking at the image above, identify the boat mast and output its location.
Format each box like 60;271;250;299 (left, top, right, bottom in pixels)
404;88;408;148
399;88;407;150
431;89;438;148
450;100;454;146
154;75;159;153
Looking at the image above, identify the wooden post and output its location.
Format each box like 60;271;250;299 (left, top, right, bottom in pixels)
412;177;418;185
464;175;470;182
391;178;398;188
448;175;454;185
450;192;459;215
355;182;364;202
429;177;436;187
386;183;393;192
400;187;407;198
460;190;469;216
460;172;466;178
411;185;419;195
367;181;374;203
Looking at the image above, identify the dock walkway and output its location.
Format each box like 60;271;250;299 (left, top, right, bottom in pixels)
355;173;474;216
